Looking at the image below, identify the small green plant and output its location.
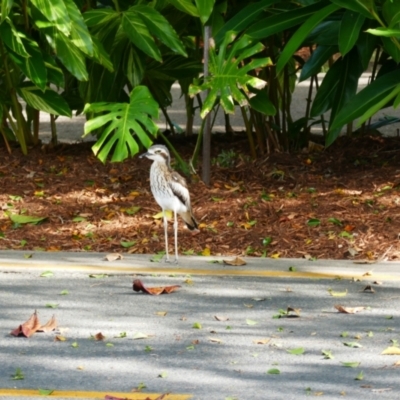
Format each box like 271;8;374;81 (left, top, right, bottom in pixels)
212;149;237;168
11;368;24;380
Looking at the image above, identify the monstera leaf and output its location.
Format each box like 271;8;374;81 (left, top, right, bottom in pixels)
84;86;159;163
189;32;271;118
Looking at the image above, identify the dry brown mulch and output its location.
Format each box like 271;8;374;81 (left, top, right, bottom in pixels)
1;135;400;261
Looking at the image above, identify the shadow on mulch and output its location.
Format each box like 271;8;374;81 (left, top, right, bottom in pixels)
1;135;400;261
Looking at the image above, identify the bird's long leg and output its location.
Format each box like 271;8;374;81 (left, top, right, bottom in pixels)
173;210;179;264
163;210;170;262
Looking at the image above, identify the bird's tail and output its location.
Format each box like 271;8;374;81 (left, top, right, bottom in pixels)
179;211;198;231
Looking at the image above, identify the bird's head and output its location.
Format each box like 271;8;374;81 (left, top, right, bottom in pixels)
140;144;170;165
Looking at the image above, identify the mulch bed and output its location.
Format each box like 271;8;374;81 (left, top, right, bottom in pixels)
1;135;400;261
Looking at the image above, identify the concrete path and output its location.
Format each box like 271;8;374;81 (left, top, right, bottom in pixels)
1;251;400;399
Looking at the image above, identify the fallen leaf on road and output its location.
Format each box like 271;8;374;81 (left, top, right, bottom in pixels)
208;337;222;343
343;342;363;348
214;315;229;321
38;389;54;396
37;315;57;333
361;285;375;293
287;347;305;355
253;338;270;345
94;332;106;341
55;335;67;342
363;270;373;276
104;253;123;261
132;332;150;340
382;347;400;355
10;311;57;337
155;311;168;317
328;289;347;297
287;307;301;317
132;279;181;295
335;305;365;314
223;257;246;266
341;361;360;368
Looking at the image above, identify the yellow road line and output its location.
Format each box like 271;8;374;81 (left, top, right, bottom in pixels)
0;389;191;399
1;262;399;281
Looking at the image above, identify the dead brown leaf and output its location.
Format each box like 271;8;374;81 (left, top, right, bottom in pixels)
361;285;375;293
94;332;106;341
37;315;57;332
334;305;365;314
104;253;123;261
253;338;270;345
223;256;247;266
10;311;56;337
214;315;229;321
132;279;181;295
208;337;222;343
362;270;373;276
287;307;301;317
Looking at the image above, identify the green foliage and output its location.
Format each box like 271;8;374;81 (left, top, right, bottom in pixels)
189;32;271;118
2;0;400;161
84;86;159;163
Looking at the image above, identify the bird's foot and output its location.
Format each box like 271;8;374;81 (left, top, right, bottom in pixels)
164;258;179;264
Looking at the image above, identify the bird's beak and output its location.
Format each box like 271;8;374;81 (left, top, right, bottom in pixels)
139;152;149;159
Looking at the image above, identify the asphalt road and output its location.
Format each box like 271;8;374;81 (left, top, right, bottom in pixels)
1;252;400;399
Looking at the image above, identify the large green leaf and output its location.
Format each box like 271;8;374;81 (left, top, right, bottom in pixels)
305;20;340;46
18;85;72;116
84;86;159;163
247;2;327;40
249;89;276;116
299;45;337;82
0;19;29;57
168;0;199;17
64;0;93;57
8;42;47;90
277;3;340;73
30;0;71;36
329;48;363;125
133;5;187;56
215;0;278;44
43;28;88;81
356;29;379;70
122;11;162;62
367;27;400;37
91;37;113;72
356;85;400;127
83;9;118;27
195;0;215;24
189;33;271;118
330;0;375;19
43;53;64;87
1;0;13;23
339;10;365;56
310;60;341;117
383;0;400;27
329;69;400;132
382;37;400;63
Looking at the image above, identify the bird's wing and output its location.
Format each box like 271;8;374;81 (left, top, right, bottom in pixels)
169;171;191;208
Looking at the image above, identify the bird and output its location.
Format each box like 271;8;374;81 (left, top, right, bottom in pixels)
140;144;198;263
